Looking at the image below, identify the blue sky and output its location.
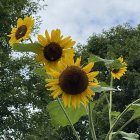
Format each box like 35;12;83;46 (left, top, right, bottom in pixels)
35;0;140;45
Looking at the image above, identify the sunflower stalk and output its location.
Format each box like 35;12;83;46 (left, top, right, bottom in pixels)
108;76;113;140
88;102;97;140
57;98;80;140
105;98;140;140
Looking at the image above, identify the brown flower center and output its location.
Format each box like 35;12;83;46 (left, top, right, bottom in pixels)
15;25;27;40
112;69;120;73
43;42;62;61
59;66;88;95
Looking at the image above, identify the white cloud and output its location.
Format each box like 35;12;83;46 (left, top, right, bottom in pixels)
34;0;140;44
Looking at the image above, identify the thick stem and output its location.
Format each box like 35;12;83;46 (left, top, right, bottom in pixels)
57;98;80;140
105;98;140;140
109;76;113;140
88;103;97;140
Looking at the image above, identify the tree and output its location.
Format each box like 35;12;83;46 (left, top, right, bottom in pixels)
76;24;140;139
0;0;59;139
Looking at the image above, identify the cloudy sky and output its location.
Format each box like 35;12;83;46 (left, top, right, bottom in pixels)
35;0;140;45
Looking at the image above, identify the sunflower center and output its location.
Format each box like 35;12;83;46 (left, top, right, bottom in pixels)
59;66;88;95
43;42;62;61
112;69;120;73
15;25;27;39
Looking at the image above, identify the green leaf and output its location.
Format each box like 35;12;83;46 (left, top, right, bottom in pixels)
47;100;88;128
12;42;41;53
116;131;139;140
91;86;116;93
34;68;46;77
129;104;140;119
111;111;121;123
109;59;125;69
88;54;104;63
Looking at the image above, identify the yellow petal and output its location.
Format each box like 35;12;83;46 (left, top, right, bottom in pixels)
71;95;77;108
17;18;23;27
51;90;62;98
87;71;99;81
63;41;75;49
74;57;81;67
38;35;48;46
48;69;60;78
62;94;69;107
45;30;51;43
82;62;94;73
59;36;71;46
51;30;56;42
53;29;61;43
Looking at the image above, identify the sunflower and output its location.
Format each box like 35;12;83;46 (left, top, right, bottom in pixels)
8;16;34;45
36;29;75;70
45;57;99;108
111;57;127;80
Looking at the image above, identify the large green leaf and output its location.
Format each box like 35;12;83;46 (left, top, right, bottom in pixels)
88;54;125;69
88;54;104;63
12;42;41;53
47;100;88;128
91;86;116;93
109;59;126;69
115;131;139;140
129;104;140;119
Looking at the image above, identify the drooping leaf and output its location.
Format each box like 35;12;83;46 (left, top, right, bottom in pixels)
109;59;126;69
12;42;41;53
129;104;140;119
47;100;88;128
91;86;116;93
115;131;139;140
88;54;104;63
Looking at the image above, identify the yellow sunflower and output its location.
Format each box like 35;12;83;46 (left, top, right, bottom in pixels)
8;16;34;45
111;57;127;80
36;29;75;70
45;57;99;108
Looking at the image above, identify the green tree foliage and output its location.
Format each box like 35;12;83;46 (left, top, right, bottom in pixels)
0;0;59;139
76;24;140;139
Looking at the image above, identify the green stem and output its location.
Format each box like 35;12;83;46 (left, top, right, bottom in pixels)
57;98;80;140
112;118;133;139
29;37;33;43
105;93;109;105
88;103;97;140
109;76;113;140
105;98;140;140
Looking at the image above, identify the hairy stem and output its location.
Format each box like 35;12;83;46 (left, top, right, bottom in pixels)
105;98;140;140
88;103;97;140
109;76;113;140
57;98;80;140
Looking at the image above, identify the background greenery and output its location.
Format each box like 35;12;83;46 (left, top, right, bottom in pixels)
0;0;140;139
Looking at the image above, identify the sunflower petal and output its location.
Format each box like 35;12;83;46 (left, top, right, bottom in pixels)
82;62;94;73
38;35;48;46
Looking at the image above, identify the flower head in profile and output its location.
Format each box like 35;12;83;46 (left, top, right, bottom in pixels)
111;57;127;80
36;29;75;70
46;57;99;108
8;16;34;45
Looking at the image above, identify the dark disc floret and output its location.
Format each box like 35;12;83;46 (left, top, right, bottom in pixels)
59;66;88;95
112;68;120;73
16;25;27;39
43;42;62;61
